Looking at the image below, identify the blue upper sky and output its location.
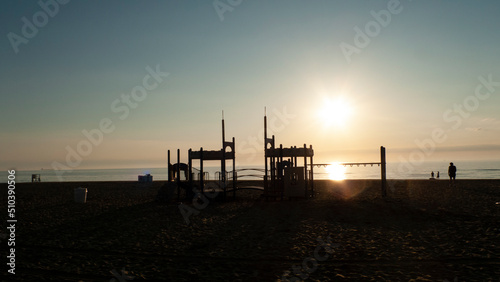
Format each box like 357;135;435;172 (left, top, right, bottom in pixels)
1;0;500;170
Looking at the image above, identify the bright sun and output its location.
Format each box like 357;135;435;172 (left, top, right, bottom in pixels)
325;163;346;180
318;97;352;128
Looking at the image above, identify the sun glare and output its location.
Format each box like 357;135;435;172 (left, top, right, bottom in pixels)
318;97;352;128
326;163;346;181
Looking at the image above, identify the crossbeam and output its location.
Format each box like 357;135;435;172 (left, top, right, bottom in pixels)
265;147;314;158
189;150;235;160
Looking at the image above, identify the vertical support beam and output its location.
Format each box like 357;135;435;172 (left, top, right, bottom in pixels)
303;144;308;198
178;149;182;201
264;113;268;193
188;149;192;186
272;156;275;193
270;154;275;195
310;144;314;198
221;114;226;200
279;144;283;200
279;144;283;178
294;147;298;167
221;148;226;200
176;149;181;181
222;113;225;148
167;150;172;182
381;146;387;198
232;137;236;200
271;135;276;195
200;147;204;194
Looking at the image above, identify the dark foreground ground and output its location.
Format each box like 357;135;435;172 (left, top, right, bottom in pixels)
1;179;499;281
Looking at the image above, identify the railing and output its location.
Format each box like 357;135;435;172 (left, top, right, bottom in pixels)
191;171;209;181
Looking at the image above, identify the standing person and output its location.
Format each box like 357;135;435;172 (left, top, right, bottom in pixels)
448;162;457;186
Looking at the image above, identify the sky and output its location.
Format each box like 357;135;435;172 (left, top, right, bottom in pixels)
1;0;500;171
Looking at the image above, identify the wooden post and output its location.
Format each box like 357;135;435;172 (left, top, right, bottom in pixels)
222;114;225;148
294;147;298;167
303;144;308;198
232;137;236;200
176;149;181;181
381;146;387;198
271;135;276;196
221;114;226;200
188;149;192;187
178;149;182;201
221;148;226;200
310;144;314;198
279;144;283;200
167;150;171;182
200;147;204;194
264;114;268;194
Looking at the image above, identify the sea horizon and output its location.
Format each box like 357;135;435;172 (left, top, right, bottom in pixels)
4;160;499;183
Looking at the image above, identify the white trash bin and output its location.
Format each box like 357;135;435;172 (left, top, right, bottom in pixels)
74;187;88;203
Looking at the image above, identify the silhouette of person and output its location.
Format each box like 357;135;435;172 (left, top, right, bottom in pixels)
431;171;434;178
437;171;440;179
448;162;456;185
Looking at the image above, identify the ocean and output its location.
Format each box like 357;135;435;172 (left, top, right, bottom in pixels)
3;160;499;183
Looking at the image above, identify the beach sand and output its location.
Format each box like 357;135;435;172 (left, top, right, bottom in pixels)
1;179;499;281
